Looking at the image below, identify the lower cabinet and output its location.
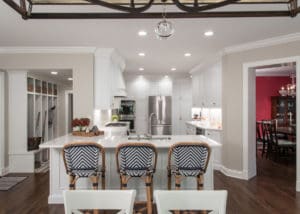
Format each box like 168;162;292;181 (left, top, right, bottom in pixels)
186;123;196;135
205;130;222;167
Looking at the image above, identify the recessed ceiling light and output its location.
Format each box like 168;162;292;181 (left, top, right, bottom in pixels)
171;68;176;71
68;77;73;81
138;30;147;36
204;30;214;37
184;53;191;57
51;71;58;75
139;67;144;71
165;75;169;78
190;75;193;78
138;52;145;57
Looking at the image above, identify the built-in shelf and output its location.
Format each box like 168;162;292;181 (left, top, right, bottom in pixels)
27;76;58;173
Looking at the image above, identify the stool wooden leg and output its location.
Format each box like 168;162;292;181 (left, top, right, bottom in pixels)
69;175;76;190
197;175;204;190
145;175;153;214
121;175;128;190
90;176;99;190
175;175;181;190
197;175;207;214
90;176;99;214
150;175;154;203
101;173;105;190
167;169;172;190
174;175;181;214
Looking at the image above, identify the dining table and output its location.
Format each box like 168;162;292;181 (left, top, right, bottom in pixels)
277;126;296;136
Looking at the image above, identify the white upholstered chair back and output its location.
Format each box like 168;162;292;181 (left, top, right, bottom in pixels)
63;190;136;214
155;190;228;214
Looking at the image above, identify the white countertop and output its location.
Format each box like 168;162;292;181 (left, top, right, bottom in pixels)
40;134;221;149
186;121;222;131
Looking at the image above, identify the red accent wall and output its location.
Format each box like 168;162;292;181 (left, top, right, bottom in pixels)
256;76;291;121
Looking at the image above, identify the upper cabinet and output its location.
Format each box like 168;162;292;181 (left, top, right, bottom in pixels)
94;49;126;109
191;61;222;108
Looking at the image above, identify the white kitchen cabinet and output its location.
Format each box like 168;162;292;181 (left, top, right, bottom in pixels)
192;75;199;107
173;78;192;135
205;130;222;166
191;61;221;108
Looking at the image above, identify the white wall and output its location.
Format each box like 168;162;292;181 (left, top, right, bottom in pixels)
222;39;300;183
124;73;191;135
0;53;94;118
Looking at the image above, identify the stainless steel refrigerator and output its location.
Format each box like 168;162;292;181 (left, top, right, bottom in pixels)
148;96;172;135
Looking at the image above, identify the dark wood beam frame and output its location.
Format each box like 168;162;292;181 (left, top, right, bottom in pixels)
3;0;300;19
29;11;291;19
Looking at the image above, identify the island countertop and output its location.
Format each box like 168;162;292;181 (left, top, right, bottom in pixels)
40;134;221;149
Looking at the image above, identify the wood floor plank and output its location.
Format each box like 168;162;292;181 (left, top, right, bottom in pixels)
0;156;299;213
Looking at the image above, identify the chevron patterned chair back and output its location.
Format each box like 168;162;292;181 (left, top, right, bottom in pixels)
167;142;211;191
63;142;106;190
116;143;157;214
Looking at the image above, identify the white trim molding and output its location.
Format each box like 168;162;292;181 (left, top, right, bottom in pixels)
224;32;300;54
0;47;97;54
0;72;5;176
243;56;300;191
214;164;248;180
0;167;9;176
190;32;300;74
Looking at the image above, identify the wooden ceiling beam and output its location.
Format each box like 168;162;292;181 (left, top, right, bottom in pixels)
28;10;291;19
4;0;28;18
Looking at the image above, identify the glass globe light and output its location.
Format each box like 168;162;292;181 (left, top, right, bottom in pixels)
155;19;174;40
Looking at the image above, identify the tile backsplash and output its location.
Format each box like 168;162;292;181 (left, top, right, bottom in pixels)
191;107;222;128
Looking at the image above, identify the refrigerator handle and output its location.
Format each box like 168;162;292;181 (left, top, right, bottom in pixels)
158;99;163;124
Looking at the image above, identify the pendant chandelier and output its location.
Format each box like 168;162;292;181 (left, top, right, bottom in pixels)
278;71;296;97
154;1;174;40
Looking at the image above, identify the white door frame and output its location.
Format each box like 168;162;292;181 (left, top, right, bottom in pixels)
243;56;300;192
0;71;5;176
65;90;73;135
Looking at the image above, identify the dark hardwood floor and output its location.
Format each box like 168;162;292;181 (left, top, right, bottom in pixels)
0;156;299;214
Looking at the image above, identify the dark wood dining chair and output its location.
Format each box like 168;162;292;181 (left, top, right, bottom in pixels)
263;121;295;162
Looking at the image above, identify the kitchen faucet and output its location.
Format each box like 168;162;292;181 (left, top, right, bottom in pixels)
148;113;156;135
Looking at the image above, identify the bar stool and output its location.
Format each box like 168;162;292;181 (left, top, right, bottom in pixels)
167;142;211;191
116;143;157;214
63;142;106;190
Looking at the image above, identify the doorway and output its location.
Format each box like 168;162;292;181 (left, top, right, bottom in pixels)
243;56;300;191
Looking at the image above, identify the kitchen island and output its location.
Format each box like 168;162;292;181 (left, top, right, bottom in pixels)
40;134;221;204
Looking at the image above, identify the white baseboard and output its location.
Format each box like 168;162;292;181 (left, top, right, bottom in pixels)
297;180;300;192
48;194;64;204
214;164;248;180
0;167;9;176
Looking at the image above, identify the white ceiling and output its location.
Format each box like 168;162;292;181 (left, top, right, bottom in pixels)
1;2;300;74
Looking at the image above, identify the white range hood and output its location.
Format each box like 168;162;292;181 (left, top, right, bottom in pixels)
94;49;127;109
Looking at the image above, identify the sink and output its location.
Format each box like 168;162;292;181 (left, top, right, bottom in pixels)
128;135;171;141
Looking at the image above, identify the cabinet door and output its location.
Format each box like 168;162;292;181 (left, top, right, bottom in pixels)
192;76;199;107
198;73;204;107
205;130;222;165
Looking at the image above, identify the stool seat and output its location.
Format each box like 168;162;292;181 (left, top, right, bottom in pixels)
70;168;103;177
169;165;204;177
120;168;154;177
